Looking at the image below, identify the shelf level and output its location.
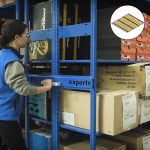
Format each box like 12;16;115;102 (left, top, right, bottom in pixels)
30;29;53;41
58;23;92;38
30;117;102;136
28;59;141;64
29;60;52;64
27;74;93;91
31;117;51;125
97;59;141;64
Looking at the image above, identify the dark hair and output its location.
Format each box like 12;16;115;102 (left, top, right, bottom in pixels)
0;20;27;49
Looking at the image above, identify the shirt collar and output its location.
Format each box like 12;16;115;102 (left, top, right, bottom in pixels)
4;46;22;59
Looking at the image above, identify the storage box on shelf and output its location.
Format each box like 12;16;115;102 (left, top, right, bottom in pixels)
112;127;150;150
62;136;126;150
139;99;150;124
61;89;139;136
121;13;150;61
97;63;150;97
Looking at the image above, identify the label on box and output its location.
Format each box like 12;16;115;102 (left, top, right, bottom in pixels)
122;93;137;130
62;112;75;126
143;135;150;150
145;66;150;96
140;100;150;124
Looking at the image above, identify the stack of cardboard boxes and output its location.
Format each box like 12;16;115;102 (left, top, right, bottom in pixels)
62;136;126;150
61;89;139;136
97;62;150;128
112;127;150;150
121;13;150;61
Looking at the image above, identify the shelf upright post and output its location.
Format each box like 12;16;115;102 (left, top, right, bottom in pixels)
15;0;20;19
90;0;97;150
51;0;60;149
24;0;29;148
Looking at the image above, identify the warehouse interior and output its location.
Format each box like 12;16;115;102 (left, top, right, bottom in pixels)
1;0;150;150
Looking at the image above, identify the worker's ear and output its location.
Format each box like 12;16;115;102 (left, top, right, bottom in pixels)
15;34;20;40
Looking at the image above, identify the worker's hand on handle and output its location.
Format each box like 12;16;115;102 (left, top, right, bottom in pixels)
41;79;53;90
36;79;53;94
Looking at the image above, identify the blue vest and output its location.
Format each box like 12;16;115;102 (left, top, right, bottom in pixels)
0;48;23;120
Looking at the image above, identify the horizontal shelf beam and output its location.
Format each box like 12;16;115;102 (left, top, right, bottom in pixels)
97;59;141;64
27;75;93;90
60;124;91;135
60;60;90;63
30;117;102;136
58;23;92;38
29;60;52;64
30;29;53;41
28;59;140;64
31;117;51;125
60;124;102;136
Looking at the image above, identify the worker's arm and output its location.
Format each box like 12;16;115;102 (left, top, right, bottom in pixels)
5;61;52;96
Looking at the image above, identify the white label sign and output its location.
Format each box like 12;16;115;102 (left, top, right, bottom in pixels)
122;93;137;130
140;100;150;124
145;66;150;96
62;112;75;126
143;135;150;150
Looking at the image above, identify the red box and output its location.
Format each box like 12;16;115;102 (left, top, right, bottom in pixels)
121;46;136;61
137;48;150;61
136;35;149;42
136;42;150;49
121;39;137;48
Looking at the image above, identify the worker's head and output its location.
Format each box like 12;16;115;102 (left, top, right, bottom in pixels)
0;20;29;49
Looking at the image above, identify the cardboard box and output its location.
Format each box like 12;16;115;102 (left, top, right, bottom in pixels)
61;90;139;135
136;42;150;49
112;131;143;150
97;63;150;96
121;39;137;47
62;137;126;150
121;46;136;61
137;48;150;61
112;128;150;150
140;100;150;124
137;35;149;43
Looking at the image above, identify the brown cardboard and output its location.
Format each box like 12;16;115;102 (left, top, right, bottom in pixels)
99;90;139;135
140;100;150;124
61;90;100;132
112;131;143;150
112;128;150;150
97;63;150;96
62;137;126;150
61;90;139;135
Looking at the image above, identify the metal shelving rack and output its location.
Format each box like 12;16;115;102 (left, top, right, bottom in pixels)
24;0;98;149
23;0;141;150
0;0;141;150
